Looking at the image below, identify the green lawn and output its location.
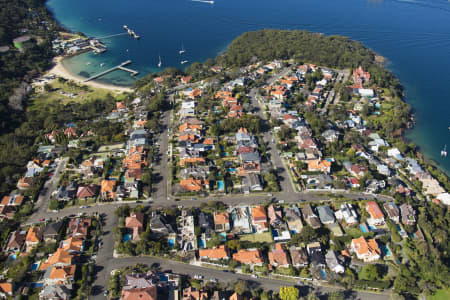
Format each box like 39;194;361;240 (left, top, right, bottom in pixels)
239;231;272;243
428;288;450;300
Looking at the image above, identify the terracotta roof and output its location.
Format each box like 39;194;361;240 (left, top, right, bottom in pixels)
125;213;144;229
40;248;73;270
180;157;205;167
101;180;116;193
1;195;24;206
268;244;291;266
60;237;84;252
0;282;12;294
251;206;267;222
122;286;157;300
232;249;264;265
76;184;98;199
366;201;384;219
180;178;208;191
214;212;229;225
48;265;76;280
352;236;380;257
26;227;41;243
198;245;229;259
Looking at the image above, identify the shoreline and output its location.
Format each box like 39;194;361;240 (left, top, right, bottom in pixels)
46;56;134;93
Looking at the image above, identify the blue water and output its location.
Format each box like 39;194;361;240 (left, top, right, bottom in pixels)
31;283;44;288
368;225;377;231
46;0;450;174
159;274;168;282
217;180;224;191
272;229;279;237
198;238;205;248
31;263;39;271
359;223;369;234
122;234;131;242
381;244;391;256
10;254;16;260
219;232;227;241
227;168;236;173
320;270;327;280
168;238;175;248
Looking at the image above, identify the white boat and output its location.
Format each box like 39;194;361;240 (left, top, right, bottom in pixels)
192;0;214;3
123;25;128;30
441;144;447;157
100;63;105;67
179;44;185;55
181;60;189;65
86;62;91;65
158;55;162;68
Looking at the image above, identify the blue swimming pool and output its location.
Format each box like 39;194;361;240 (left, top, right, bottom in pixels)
31;282;43;288
381;244;391;256
359;224;369;233
227;168;236;172
217;181;224;191
122;234;131;242
272;229;279;237
159;274;168;282
320;270;327;279
10;254;16;260
198;238;205;248
219;233;227;241
31;263;39;271
368;225;377;231
168;238;175;248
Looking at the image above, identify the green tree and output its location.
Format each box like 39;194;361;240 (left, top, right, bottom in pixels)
279;286;299;300
234;280;249;295
359;264;382;281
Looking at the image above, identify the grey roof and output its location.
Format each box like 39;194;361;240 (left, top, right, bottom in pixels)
240;152;260;162
43;221;62;237
40;284;71;299
317;205;335;224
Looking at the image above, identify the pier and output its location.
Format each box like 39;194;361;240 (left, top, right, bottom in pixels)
83;60;139;82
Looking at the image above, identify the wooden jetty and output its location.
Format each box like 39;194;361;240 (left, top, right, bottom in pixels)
84;60;138;82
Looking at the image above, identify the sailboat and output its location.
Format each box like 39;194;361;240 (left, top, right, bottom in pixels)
181;60;189;65
158;55;162;68
179;44;185;55
441;144;447;157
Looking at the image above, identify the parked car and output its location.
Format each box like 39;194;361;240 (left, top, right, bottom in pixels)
194;274;203;279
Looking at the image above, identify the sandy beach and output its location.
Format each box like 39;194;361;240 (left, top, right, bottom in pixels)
47;56;133;93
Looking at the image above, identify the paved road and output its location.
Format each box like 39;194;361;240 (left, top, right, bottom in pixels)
93;256;390;300
152;105;170;204
28;157;68;223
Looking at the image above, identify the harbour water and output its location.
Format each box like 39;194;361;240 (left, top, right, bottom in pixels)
47;0;450;174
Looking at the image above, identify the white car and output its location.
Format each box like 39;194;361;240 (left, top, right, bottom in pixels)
209;278;218;283
194;274;203;279
251;274;258;278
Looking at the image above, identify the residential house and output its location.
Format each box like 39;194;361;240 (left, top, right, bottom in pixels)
76;184;99;199
39;284;71;300
177;210;197;252
56;182;78;201
0;193;24;207
366;201;385;226
43;221;62;242
149;212;175;237
348;177;360;188
25;227;42;249
289;247;308;267
59;237;84;253
306;242;325;268
179;178;209;192
67;218;91;239
301;205;321;229
125;212;144;241
322;129;339;143
284;206;303;234
198;212;213;232
316;205;335;225
335;203;358;225
182;287;208;300
0;282;13;298
383;202;400;224
268;205;291;241
230;206;252;234
122;287;157;300
306;159;331;173
40;248;74;270
4;230;26;253
232;249;264;266
351;236;381;262
17;176;34;190
268;243;291;268
251;206;268;233
43;265;76;286
242;174;263;193
325;251;345;274
101;180;117;201
399;203;416;226
198;245;230;261
214;212;230;232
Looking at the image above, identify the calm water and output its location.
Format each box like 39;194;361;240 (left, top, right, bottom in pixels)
47;0;450;174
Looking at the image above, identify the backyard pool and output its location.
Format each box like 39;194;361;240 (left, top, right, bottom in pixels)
219;233;227;241
359;223;369;233
217;181;224;191
381;244;392;256
272;229;279;238
122;234;131;242
168;238;175;248
198;238;206;248
30;263;40;271
320;270;327;279
227;168;236;172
